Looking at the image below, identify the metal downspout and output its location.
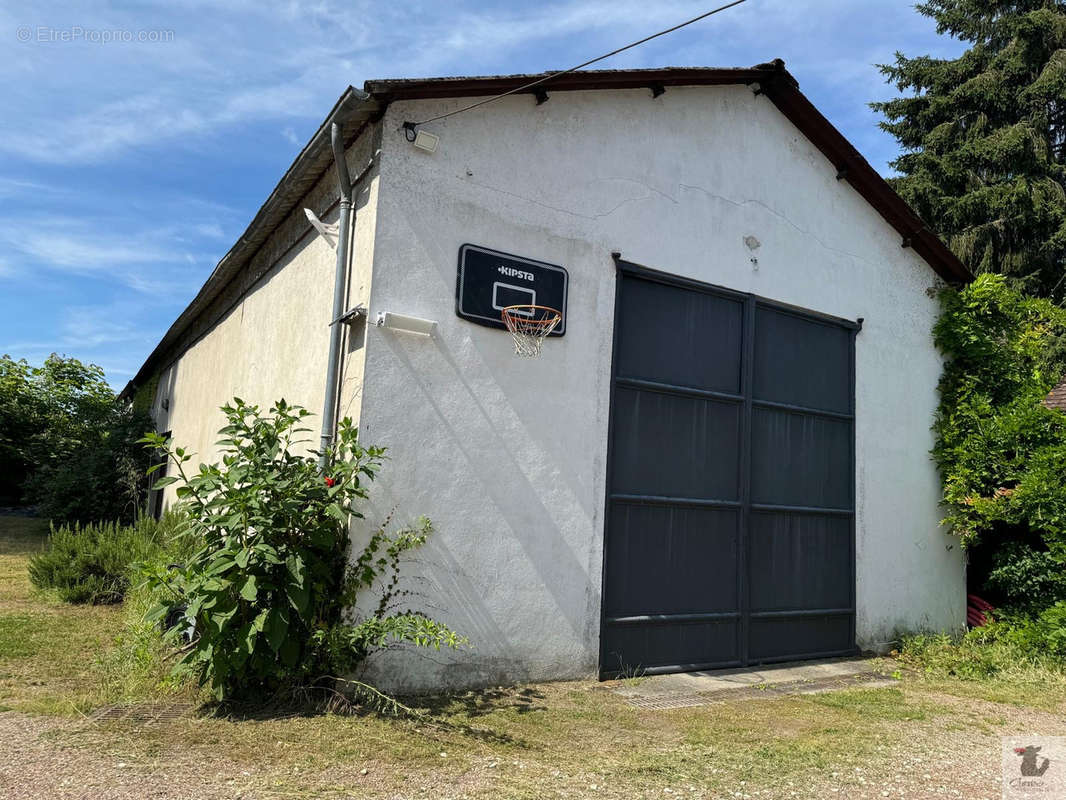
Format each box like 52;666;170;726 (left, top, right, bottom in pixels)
319;121;355;467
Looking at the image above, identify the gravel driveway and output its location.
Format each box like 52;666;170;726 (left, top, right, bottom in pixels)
1;690;1060;800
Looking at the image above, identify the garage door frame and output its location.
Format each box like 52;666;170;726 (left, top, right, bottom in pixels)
599;258;860;678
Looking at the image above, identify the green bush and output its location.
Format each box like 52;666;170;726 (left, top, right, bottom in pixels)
140;398;465;701
28;514;182;604
932;275;1066;612
999;603;1066;661
0;353;153;521
986;542;1066;616
31;406;155;525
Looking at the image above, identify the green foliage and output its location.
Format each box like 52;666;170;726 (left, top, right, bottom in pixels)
899;623;1065;680
872;0;1066;295
0;356;37;504
991;602;1066;658
140;399;464;701
27;514;182;604
35;408;156;525
933;274;1066;611
97;534;205;703
0;353;153;521
901;603;1066;679
987;541;1066;615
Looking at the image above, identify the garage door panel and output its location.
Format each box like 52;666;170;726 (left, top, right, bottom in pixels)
753;307;852;413
602;620;740;673
604;268;856;676
605;504;739;617
750;408;851;508
611;387;741;500
748;513;852;612
748;615;853;660
617;278;743;393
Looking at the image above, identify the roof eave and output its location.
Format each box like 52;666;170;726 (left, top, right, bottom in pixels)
120;86;382;398
123;62;971;399
756;75;971;285
361;63;971;286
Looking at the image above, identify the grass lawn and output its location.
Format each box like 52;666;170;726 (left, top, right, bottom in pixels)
0;515;129;716
2;515;1065;799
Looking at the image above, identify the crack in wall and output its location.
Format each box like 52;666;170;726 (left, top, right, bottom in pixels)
676;182;883;269
454;171;885;269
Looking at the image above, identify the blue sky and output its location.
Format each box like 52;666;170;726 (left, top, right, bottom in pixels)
0;1;965;388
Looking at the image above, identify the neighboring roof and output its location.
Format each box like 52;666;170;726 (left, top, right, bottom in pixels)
1045;377;1066;411
123;60;972;397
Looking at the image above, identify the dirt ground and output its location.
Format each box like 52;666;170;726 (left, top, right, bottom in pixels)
1;680;1064;800
4;517;1066;799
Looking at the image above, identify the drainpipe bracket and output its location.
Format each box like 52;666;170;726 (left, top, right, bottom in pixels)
331;305;367;327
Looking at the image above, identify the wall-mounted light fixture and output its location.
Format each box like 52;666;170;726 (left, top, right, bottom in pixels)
402;121;439;153
412;129;439;153
375;311;437;337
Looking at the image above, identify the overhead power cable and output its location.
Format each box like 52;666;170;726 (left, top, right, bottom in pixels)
403;0;747;134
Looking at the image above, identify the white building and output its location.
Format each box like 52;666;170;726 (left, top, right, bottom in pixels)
127;62;970;691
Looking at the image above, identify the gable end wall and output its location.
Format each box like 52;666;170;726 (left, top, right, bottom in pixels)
353;84;964;690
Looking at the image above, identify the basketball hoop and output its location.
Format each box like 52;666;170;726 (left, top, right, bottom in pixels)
501;305;562;357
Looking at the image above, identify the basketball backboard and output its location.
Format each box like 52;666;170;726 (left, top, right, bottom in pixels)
455;244;568;336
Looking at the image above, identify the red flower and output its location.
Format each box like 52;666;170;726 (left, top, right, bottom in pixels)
324;477;336;487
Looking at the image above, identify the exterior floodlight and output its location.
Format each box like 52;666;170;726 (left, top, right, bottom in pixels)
412;130;439;153
375;311;437;336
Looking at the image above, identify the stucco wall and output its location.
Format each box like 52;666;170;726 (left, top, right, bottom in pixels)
152;125;380;491
356;84;965;691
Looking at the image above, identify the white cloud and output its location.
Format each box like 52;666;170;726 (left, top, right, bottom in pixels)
0;0;779;164
15;230;175;269
0;213;217;295
0;0;968;389
192;222;226;239
2;300;175;386
0;176;68;199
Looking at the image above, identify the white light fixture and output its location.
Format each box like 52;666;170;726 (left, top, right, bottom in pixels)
412;129;439;153
375;311;437;337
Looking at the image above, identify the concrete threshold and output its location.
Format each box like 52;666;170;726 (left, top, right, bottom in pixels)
610;657;896;710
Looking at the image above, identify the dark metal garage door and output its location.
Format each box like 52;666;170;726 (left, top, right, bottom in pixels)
600;261;858;677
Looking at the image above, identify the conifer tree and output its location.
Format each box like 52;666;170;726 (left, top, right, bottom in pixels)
873;1;1066;296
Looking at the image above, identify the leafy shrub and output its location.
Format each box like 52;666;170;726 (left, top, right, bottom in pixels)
140;399;465;701
0;353;153;521
998;603;1066;661
932;275;1066;611
28;514;181;604
985;542;1066;616
32;406;155;525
